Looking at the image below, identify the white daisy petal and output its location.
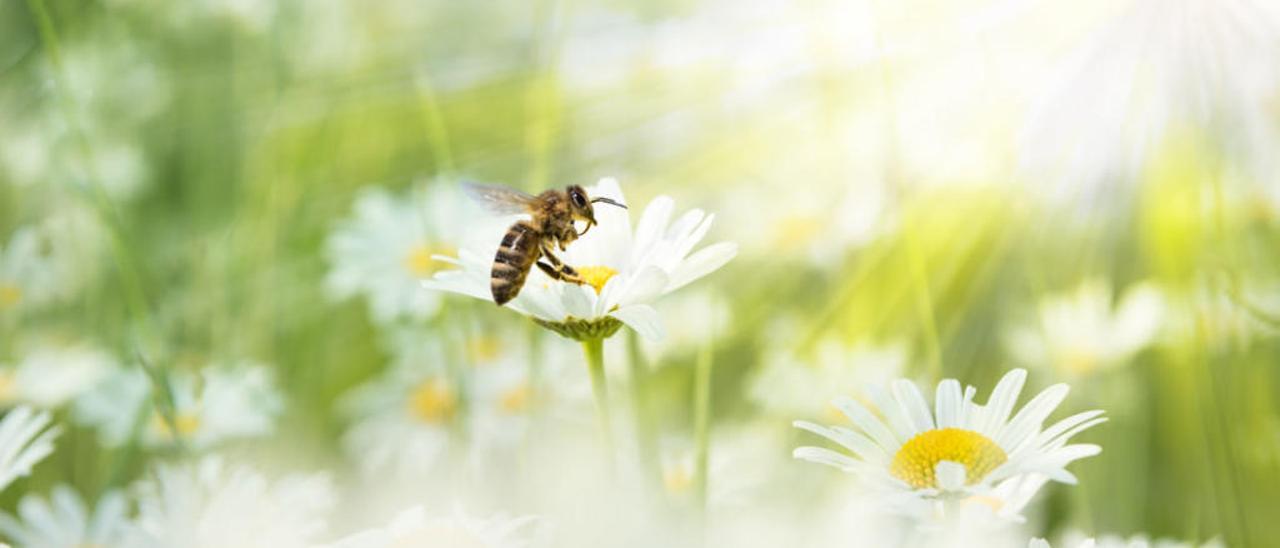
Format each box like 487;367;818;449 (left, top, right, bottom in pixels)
611;305;666;341
935;461;967;491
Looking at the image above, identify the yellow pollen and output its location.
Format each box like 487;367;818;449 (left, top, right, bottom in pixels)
408;379;457;424
576;265;618;294
152;412;201;439
499;383;532;414
890;428;1007;490
404;244;453;277
0;284;21;309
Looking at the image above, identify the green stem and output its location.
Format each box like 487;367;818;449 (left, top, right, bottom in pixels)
627;330;659;486
581;337;615;460
693;337;714;512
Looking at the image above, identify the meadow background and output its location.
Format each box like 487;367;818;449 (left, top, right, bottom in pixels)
1;0;1279;546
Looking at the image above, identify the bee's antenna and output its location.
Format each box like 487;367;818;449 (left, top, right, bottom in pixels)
591;197;627;209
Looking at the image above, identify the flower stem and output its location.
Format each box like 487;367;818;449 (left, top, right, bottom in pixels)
581;337;615;460
693;337;714;512
627;330;660;486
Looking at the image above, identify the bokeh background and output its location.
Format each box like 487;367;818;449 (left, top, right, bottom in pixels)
1;0;1279;546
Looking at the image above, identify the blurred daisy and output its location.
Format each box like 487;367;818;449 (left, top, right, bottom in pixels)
0;228;60;316
0;406;60;493
1032;533;1225;548
1019;0;1280;199
340;337;459;478
793;369;1105;519
127;457;334;548
1005;280;1165;379
0;485;129;548
326;182;469;324
752;337;908;420
0;344;116;409
322;505;538;548
426;178;737;341
73;361;283;449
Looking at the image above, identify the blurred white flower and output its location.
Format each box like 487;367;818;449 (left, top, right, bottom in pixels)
73;361;283;449
1019;0;1280;200
1034;532;1225;548
793;369;1105;520
727;180;896;266
0;406;60;493
340;337;459;478
321;505;538;548
0;485;130;548
1005;280;1165;379
326;182;468;324
0;344;116;409
0;228;60;315
752;337;908;420
127;457;334;548
427;178;737;341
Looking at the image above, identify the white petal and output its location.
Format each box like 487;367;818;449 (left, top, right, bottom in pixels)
935;460;967;491
998;384;1069;451
832;396;901;452
632;196;674;261
667;242;738;292
612;305;665;340
616;266;669;308
934;379;962;429
793;421;888;464
892;379;936;433
979;369;1027;437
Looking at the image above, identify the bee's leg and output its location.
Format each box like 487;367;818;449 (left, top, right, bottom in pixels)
539;246;586;285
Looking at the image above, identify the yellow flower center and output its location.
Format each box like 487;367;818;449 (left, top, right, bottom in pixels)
499;383;532;414
0;284;22;309
575;265;617;294
890;428;1008;490
151;412;202;439
1060;349;1100;376
408;379;457;424
663;463;694;494
775;215;823;247
404;244;454;277
465;336;503;364
0;370;16;402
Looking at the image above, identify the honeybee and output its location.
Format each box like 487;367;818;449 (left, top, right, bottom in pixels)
463;182;627;305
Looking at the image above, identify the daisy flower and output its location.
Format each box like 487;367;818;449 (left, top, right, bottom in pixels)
752;336;908;420
0;344;117;409
0;228;60;316
425;177;737;341
0;406;60;493
0;485;130;548
1005;280;1165;379
339;336;460;478
126;457;334;548
325;182;469;324
73;361;283;449
321;505;538;548
793;369;1105;518
1032;534;1225;548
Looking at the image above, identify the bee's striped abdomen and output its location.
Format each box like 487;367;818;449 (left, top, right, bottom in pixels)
491;220;541;305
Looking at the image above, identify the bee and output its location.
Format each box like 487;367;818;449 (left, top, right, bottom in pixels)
463;182;627;306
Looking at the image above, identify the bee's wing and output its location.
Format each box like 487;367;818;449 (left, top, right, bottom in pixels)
462;181;538;215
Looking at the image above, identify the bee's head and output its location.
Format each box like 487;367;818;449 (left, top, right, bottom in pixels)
566;185;626;233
